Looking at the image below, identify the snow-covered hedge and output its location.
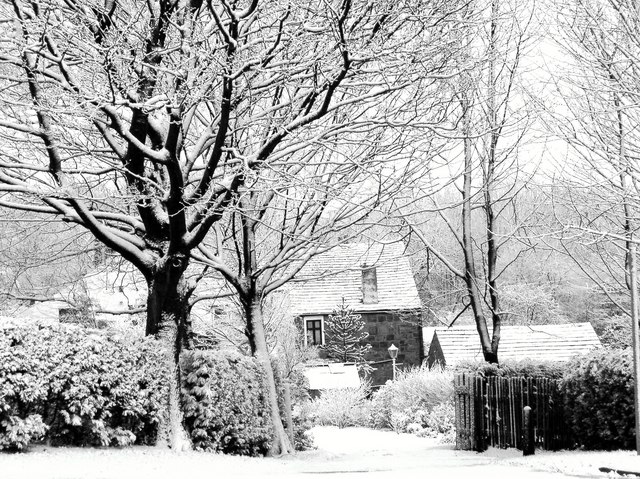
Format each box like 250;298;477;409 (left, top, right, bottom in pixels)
180;350;272;455
455;358;566;380
180;351;314;455
0;324;167;451
562;348;636;450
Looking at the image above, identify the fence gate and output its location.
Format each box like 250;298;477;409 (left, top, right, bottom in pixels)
454;373;571;452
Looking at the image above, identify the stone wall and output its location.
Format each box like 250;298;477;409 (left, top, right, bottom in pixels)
361;310;424;386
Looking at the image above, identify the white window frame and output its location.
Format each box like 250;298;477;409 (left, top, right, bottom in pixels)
303;315;325;347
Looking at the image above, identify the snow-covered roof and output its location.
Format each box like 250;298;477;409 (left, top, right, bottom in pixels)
303;363;361;390
78;270;147;318
288;242;421;315
427;322;602;366
5;267;146;324
10;300;69;324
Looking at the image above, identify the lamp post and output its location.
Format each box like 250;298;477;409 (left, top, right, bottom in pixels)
630;241;640;455
388;344;399;381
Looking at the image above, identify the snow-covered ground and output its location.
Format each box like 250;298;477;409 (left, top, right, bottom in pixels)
0;426;638;479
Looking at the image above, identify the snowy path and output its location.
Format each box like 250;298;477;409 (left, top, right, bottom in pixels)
0;426;632;479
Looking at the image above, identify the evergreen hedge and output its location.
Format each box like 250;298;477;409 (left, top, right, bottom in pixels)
180;351;315;455
455;358;566;380
1;323;313;455
561;348;636;450
0;323;167;450
180;350;272;455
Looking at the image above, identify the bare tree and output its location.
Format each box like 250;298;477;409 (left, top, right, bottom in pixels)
0;210;90;312
545;0;640;317
400;0;537;362
0;0;465;451
194;131;441;452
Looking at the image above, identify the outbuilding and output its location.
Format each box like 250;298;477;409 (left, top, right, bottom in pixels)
426;322;602;367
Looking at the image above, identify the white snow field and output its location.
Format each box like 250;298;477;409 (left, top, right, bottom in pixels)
0;426;638;479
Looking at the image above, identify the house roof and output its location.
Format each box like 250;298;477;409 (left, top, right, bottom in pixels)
427;322;602;365
10;300;70;324
288;242;421;315
303;363;361;390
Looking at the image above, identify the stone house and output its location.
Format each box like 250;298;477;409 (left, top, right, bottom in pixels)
288;242;424;385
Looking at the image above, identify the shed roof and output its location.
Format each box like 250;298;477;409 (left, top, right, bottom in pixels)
427;322;602;366
303;363;361;390
288;242;421;315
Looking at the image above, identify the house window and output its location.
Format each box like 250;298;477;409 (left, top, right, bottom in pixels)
362;266;379;304
304;316;324;346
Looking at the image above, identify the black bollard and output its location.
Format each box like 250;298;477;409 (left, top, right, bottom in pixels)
523;406;535;456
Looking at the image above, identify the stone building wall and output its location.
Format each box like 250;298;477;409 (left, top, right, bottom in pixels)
361;310;424;386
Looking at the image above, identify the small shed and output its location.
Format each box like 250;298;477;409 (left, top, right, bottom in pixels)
426;322;602;367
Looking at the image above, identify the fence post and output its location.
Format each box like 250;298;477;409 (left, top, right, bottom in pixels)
523;406;534;456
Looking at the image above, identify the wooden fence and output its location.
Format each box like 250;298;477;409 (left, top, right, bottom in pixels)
454;373;572;452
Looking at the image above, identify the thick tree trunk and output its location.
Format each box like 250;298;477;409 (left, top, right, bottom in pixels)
146;253;193;348
154;320;192;451
247;300;293;456
145;253;194;450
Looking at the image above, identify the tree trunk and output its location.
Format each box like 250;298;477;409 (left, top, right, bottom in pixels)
461;95;499;365
145;253;194;450
154;320;192;451
484;0;501;363
247;299;293;456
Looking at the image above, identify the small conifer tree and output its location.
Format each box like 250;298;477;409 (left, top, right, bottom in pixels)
323;298;372;363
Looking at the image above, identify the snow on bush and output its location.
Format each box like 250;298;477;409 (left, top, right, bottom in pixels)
370;366;454;437
0;415;48;452
293;367;455;440
456;358;565;380
0;323;167;450
309;383;371;428
423;401;455;443
181;350;273;456
181;351;315;455
562;348;636;450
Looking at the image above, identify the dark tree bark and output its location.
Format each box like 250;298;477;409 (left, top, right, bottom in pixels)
144;254;195;449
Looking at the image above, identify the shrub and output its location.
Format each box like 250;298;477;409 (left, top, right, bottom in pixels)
561;348;635;450
423;401;455;443
43;330;166;447
180;350;272;455
0;326;49;451
455;359;566;380
0;415;48;452
370;366;453;431
291;402;316;451
591;316;630;350
273;364;315;451
0;323;167;450
309;383;371;428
